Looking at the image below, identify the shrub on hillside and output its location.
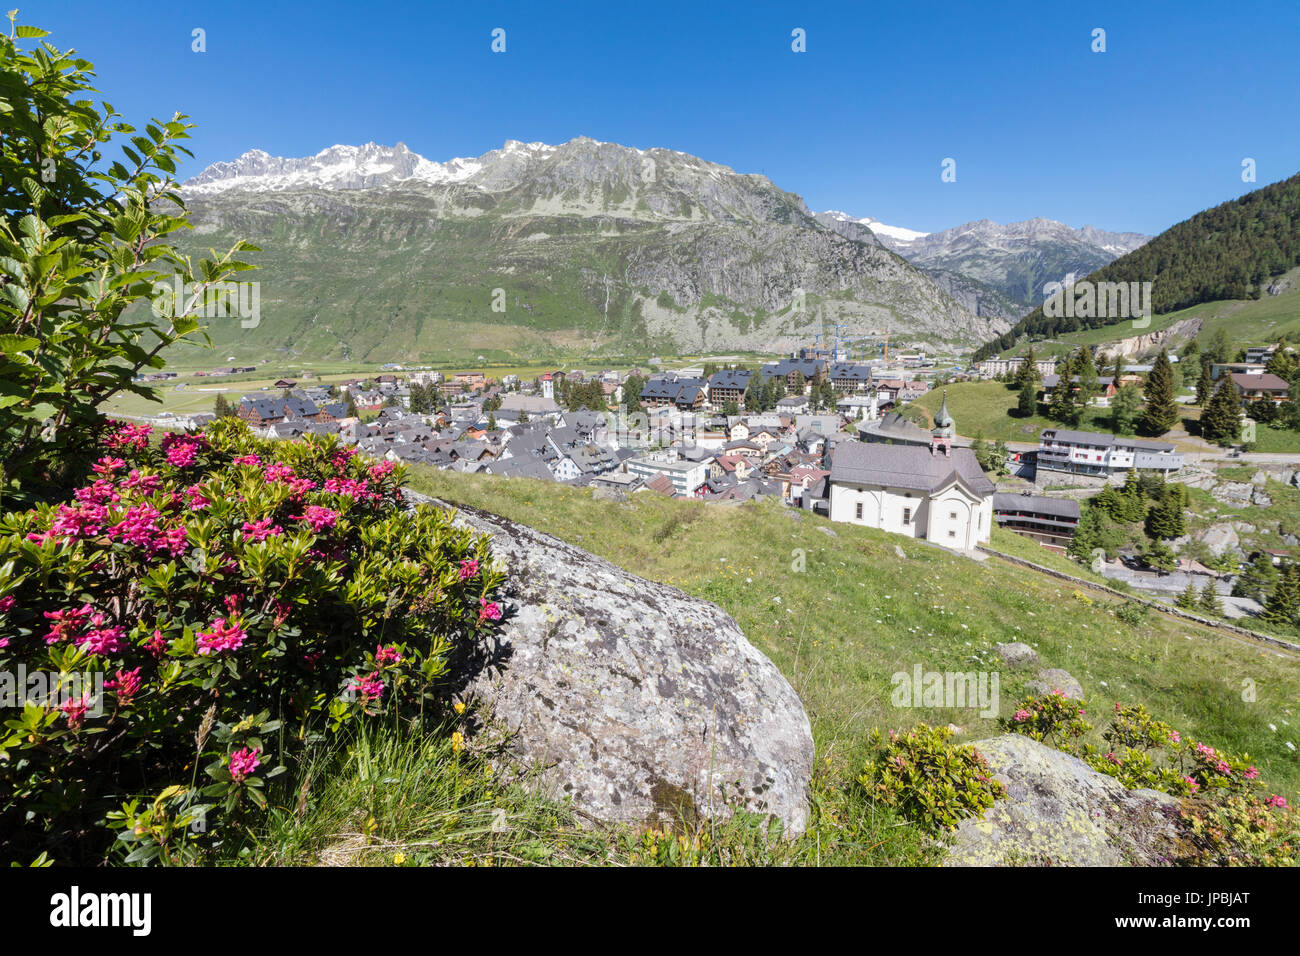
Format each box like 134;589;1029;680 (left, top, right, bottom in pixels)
1003;693;1298;863
0;418;504;864
854;724;1006;835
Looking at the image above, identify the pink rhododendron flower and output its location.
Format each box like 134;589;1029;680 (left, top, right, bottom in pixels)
185;484;212;510
1184;776;1200;792
228;746;262;782
1245;766;1259;780
1169;731;1181;743
294;505;339;533
285;477;317;497
196;618;246;656
1106;751;1121;766
1266;795;1289;809
43;605;93;645
349;670;384;701
0;595;16;615
92;456;127;476
458;559;479;581
241;517;283;541
232;454;262;467
104;420;152;451
368;460;396;480
145;629;168;657
1215;760;1232;775
60;695;89;729
478;597;502;623
264;463;297;483
77;625;126;657
375;644;402;666
164;441;201;467
1013;709;1031;723
321;477;372;500
271;600;292;628
106;667;142;705
121;470;163;495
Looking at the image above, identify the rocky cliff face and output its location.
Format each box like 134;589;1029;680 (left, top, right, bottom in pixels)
407;491;815;835
176;138;1007;360
1095;316;1203;361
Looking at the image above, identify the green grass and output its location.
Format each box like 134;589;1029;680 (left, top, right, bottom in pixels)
903;380;1116;444
1250;424;1300;454
406;466;1300;805
219;721;937;867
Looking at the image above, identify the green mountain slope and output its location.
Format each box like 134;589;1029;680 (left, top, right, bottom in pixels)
976;172;1300;359
167;139;1008;364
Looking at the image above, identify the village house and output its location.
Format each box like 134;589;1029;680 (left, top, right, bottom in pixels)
237;396;322;426
1037;428;1183;476
1041;374;1118;404
1228;370;1290;404
706;369;752;406
975;356;1058;379
762;357;827;390
826;362;874;393
992;492;1081;552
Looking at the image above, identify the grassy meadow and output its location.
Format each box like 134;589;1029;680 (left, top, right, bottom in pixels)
407;466;1300;803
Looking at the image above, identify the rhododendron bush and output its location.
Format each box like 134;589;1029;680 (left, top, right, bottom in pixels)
0;418;505;864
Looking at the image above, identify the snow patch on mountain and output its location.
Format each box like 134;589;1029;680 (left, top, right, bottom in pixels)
820;210;930;244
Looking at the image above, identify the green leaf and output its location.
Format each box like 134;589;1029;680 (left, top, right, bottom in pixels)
0;335;40;355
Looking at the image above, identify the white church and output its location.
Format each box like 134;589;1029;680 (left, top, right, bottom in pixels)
827;393;995;550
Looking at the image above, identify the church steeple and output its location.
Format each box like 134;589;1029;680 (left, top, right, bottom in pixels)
930;390;953;457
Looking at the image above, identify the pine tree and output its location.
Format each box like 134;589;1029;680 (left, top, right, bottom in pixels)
1195;360;1214;406
1233;553;1280;602
1146;539;1177;572
1119;471;1147;522
1109;384;1142;436
1017;375;1037;418
1014;346;1040;388
1048;352;1076;423
1200;378;1243;445
1094;484;1123;518
1176;581;1200;610
1074;348;1100;420
1262;565;1300;630
1068;506;1103;562
1140;349;1179;436
213;393;235;419
1198;582;1223;616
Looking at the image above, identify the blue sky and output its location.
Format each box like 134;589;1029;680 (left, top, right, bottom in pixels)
33;0;1300;236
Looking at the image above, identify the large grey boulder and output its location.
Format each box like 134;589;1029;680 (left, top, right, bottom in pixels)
1211;482;1253;506
944;735;1184;866
996;642;1038;669
408;492;815;835
1025;668;1084;699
